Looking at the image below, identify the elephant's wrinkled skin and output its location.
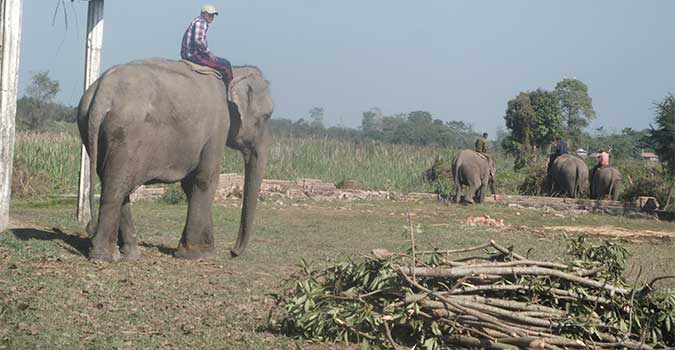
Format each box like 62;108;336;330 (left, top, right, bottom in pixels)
547;154;588;198
590;166;622;200
452;150;496;204
77;59;273;261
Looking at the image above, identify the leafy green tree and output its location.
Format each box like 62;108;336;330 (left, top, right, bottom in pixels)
554;78;596;148
15;71;77;130
308;106;325;130
17;71;61;130
503;90;562;169
445;121;480;149
361;107;384;140
528;89;563;149
647;94;675;179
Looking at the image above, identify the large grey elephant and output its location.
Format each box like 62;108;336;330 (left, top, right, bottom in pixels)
77;59;273;261
451;150;496;204
590;166;622;200
546;154;588;198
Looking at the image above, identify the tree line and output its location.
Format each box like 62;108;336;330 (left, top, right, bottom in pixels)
271;107;481;149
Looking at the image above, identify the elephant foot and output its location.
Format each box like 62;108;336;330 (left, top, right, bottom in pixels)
175;243;214;260
85;221;97;236
120;244;142;261
88;245;122;262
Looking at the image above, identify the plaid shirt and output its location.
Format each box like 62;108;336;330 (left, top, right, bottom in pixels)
181;15;211;59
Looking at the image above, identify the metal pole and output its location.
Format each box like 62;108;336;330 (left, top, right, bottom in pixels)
0;0;23;232
77;0;104;225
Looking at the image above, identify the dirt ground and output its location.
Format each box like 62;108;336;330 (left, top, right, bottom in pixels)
2;198;674;349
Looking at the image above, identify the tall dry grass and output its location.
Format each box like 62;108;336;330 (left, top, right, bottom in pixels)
14;130;664;203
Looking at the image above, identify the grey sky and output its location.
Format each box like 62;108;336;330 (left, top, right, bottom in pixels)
18;1;675;135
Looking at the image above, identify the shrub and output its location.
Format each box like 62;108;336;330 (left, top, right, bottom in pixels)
621;175;672;209
518;161;548;195
158;183;186;205
422;157;454;197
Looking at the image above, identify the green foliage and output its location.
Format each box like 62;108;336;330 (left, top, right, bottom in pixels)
275;240;675;349
308;106;325;130
158;183;187;205
517;161;548;195
15;71;76;131
422;157;454;198
621;175;672;210
584;127;650;160
503;90;562;169
555;79;596;148
647;93;675;180
565;237;629;282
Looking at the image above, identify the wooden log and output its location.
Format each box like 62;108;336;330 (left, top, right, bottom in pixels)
0;0;22;232
77;0;104;225
400;266;628;294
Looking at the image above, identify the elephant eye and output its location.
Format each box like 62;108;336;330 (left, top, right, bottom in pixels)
247;85;253;105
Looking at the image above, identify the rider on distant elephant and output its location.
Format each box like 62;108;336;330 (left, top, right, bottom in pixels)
474;132;489;154
590;149;611;195
548;136;567;175
181;4;233;85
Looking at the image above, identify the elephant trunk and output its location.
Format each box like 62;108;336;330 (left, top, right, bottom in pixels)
230;125;270;257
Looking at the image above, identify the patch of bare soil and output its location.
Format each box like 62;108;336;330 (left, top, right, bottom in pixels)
463;215;509;229
543;225;675;241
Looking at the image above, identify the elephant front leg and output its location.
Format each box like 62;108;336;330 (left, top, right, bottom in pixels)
175;176;217;260
118;196;141;260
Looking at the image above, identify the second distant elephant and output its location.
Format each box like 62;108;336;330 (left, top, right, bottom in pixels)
547;154;588;198
590;166;622;200
452;150;496;204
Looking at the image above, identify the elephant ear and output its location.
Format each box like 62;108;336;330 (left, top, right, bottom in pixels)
226;67;273;150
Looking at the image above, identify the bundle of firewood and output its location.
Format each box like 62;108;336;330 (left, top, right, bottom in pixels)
273;239;675;350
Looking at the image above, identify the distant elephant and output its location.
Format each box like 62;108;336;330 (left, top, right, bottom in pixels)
546;154;588;198
77;59;273;261
590;166;622;200
452;150;496;204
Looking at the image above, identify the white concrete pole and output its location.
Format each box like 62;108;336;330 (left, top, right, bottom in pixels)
0;0;23;232
77;0;104;225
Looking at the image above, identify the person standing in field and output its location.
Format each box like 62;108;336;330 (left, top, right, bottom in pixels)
474;133;489;154
181;4;233;85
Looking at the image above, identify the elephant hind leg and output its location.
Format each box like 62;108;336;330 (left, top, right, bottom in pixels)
89;185;125;262
119;195;141;260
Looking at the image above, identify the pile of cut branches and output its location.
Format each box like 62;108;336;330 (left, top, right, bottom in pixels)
272;238;675;349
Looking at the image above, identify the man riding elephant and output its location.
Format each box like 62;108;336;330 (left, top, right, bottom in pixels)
452;149;497;204
474;132;489;154
547;153;588;198
181;4;233;86
547;135;567;176
78;60;273;262
590;150;622;200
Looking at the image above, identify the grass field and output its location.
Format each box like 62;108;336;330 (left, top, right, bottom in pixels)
13;130;670;206
2;198;674;349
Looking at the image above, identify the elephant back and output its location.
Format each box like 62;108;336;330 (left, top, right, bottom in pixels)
593;166;622;185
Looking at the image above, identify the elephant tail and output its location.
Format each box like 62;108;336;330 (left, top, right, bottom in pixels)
452;154;462;201
575;163;584;198
81;80;110;234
